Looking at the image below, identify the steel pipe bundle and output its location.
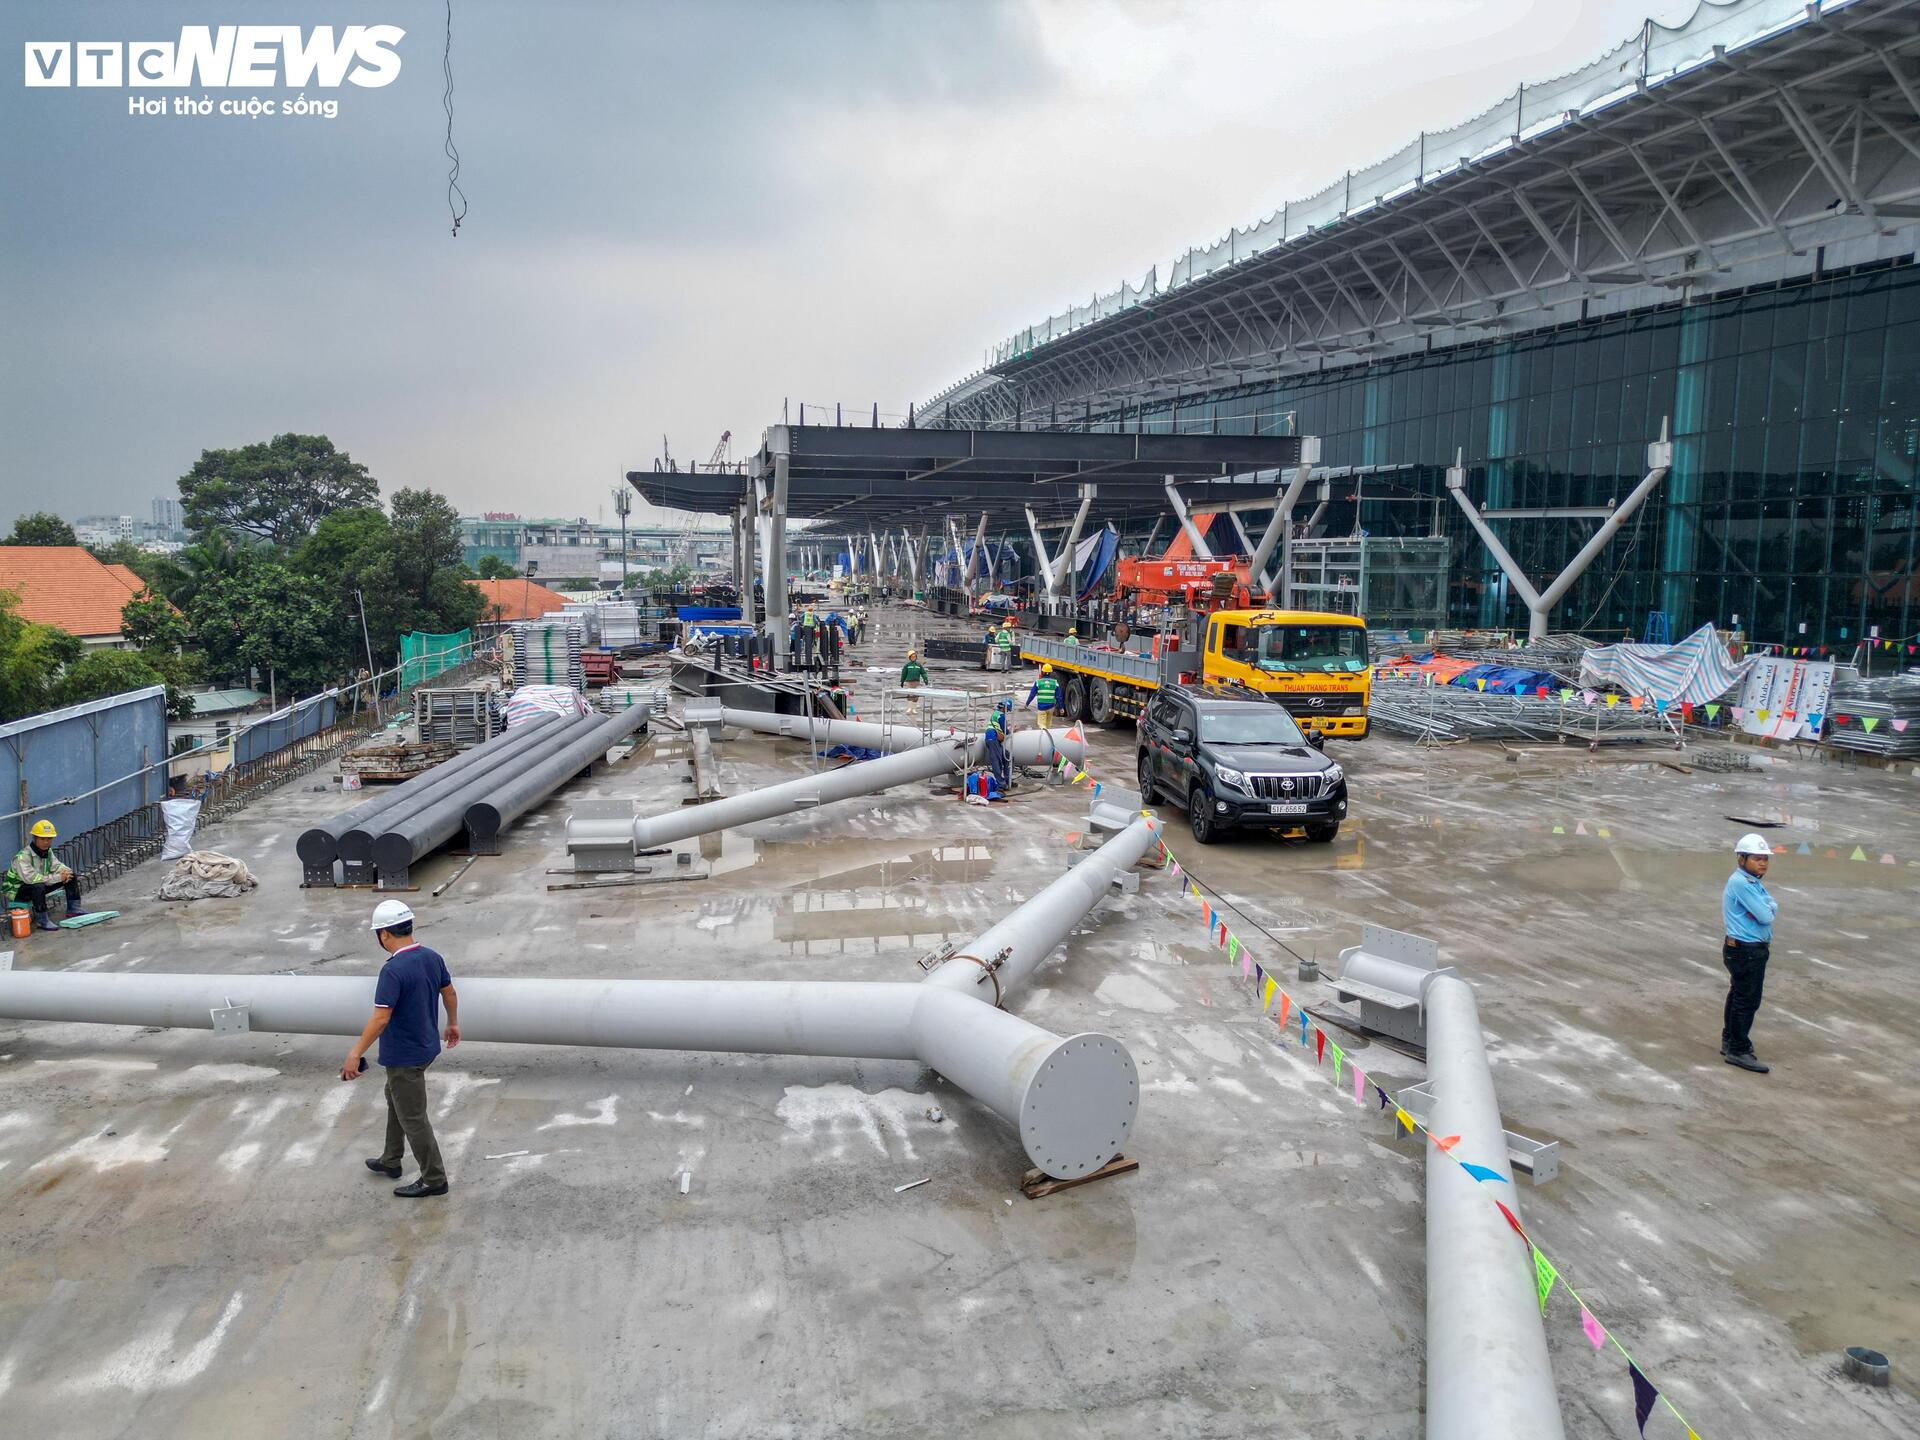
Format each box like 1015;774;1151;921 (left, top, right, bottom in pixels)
296;715;560;885
0;818;1156;1178
1424;973;1566;1439
369;704;651;885
715;706;1088;767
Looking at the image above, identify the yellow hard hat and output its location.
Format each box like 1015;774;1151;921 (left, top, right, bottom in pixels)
1041;663;1054;674
30;820;57;839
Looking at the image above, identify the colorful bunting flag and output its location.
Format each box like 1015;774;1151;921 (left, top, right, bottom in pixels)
1706;703;1720;720
1606;694;1619;708
1560;688;1573;703
1432;1134;1462;1153
1395;1106;1415;1134
1352;1066;1365;1106
1476;677;1487;691
1314;1028;1326;1063
1863;717;1880;733
1374;1083;1390;1112
1460;1161;1508;1184
1630;1362;1659;1437
1241;949;1252;978
1330;1042;1343;1084
1532;1246;1558;1314
1228;935;1240;965
1493;1199;1527;1239
1652;697;1667;714
1580;1305;1606;1349
1262;976;1277;1011
1277;993;1290;1027
1299;1012;1308;1045
1629;695;1644;711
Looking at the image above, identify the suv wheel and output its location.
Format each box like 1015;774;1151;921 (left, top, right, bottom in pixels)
1305;821;1339;844
1136;751;1158;805
1188;785;1219;844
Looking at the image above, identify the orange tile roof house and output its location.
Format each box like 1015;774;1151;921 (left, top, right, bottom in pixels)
468;577;575;623
0;546;149;646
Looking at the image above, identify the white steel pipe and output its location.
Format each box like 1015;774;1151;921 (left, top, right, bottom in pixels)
715;707;1088;767
0;821;1156;1178
1424;973;1567;1439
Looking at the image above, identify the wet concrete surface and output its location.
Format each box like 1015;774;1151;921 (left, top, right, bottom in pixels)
0;606;1916;1437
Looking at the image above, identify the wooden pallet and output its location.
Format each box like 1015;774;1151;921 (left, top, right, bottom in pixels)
1019;1154;1138;1199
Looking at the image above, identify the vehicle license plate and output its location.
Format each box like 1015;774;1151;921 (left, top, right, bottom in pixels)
1269;803;1308;815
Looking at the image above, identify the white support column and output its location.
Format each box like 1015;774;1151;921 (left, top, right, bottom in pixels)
1250;463;1314;597
768;452;790;662
1025;505;1055;591
1448;422;1672;641
964;512;988;590
740;496;758;623
1049;483;1096;597
869;529;884;581
1164;478;1212;559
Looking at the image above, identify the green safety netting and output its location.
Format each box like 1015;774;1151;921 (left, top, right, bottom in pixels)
399;629;473;688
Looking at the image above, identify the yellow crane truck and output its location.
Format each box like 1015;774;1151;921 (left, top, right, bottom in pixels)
1018;608;1371;737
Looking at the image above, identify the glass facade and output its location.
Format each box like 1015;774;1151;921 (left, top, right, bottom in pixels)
1101;259;1920;648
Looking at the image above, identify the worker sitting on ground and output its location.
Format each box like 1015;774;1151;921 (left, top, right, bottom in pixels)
6;821;89;933
1025;664;1060;730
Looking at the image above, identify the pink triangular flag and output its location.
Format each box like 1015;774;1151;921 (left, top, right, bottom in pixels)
1240;951;1252;978
1352;1067;1366;1105
1580;1306;1606;1349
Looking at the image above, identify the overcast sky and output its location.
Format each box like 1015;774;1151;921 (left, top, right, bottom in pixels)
2;0;1689;531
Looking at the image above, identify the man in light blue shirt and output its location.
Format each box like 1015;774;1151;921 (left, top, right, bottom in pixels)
1720;833;1779;1072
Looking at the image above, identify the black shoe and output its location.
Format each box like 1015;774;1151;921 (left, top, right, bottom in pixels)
1719;1040;1731;1056
1724;1050;1770;1073
364;1158;402;1178
394;1179;449;1198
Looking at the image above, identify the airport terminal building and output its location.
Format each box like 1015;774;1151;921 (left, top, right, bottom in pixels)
918;0;1920;652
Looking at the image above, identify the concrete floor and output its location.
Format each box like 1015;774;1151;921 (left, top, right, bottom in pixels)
1;606;1916;1438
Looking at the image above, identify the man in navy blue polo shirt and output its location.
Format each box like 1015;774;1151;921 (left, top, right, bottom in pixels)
341;899;460;1197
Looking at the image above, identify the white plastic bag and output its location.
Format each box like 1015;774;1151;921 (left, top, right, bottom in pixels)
159;798;201;861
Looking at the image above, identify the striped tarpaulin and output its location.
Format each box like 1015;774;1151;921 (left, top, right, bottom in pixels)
1577;624;1752;706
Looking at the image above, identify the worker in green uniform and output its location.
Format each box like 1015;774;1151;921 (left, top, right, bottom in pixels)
900;650;929;686
1025;664;1060;730
6;820;89;932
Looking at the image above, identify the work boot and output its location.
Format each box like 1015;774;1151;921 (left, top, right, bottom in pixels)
65;905;89;918
35;914;58;932
1724;1050;1770;1073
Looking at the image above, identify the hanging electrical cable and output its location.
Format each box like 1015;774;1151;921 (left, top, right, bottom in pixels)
443;0;468;237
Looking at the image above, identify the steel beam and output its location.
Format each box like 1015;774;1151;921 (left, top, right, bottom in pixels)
1164;478;1213;559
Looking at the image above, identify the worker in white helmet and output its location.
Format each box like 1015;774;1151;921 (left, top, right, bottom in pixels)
1720;833;1778;1073
341;899;460;1196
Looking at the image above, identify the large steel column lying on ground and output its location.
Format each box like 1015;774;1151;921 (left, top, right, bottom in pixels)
572;726;1078;856
335;716;563;879
461;704;651;852
365;707;647;884
294;715;560;883
715;706;1088;766
1424;972;1567;1440
0;820;1156;1178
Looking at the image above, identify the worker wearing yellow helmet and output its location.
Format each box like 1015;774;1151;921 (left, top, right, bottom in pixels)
6;820;89;933
1025;662;1060;730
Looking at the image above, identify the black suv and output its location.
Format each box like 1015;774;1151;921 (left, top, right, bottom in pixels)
1137;686;1348;845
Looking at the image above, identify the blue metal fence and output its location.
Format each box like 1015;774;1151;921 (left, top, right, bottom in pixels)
0;686;168;864
233;690;338;766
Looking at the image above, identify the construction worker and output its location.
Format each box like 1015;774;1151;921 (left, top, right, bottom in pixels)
1720;833;1779;1073
1025;663;1060;730
987;698;1013;740
341;899;459;1198
6;821;89;932
900;649;929;688
1064;628;1080;646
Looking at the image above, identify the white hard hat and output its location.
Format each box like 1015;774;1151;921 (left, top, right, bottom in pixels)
369;898;416;931
1733;833;1771;857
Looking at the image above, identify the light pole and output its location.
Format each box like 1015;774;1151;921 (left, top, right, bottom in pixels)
612;485;631;592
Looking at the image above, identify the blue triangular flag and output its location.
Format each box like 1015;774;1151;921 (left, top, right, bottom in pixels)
1629;1362;1658;1436
1459;1161;1509;1184
1808;712;1823;728
1375;1084;1390;1111
1299;1012;1308;1044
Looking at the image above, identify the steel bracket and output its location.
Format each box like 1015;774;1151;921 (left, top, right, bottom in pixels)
210;1002;251;1036
1395;1080;1559;1184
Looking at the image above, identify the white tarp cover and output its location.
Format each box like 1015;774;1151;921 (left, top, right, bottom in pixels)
1577;623;1752;705
990;0;1822;365
1734;657;1836;741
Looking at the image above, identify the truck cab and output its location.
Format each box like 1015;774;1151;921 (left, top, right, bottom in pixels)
1197;609;1371;738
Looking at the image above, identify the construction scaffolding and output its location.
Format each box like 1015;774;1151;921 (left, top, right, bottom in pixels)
1370;676;1681;747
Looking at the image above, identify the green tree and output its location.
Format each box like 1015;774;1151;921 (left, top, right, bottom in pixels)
338;489;484;658
474;554;519;579
134;645;204;720
294;506;390;586
0;590;83;722
53;649;167;711
7;512;77;546
188;550;342;695
121;589;190;651
179;433;378;548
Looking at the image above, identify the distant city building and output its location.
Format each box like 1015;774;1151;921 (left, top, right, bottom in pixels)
73;514;136;548
152;497;181;531
459;514;732;580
